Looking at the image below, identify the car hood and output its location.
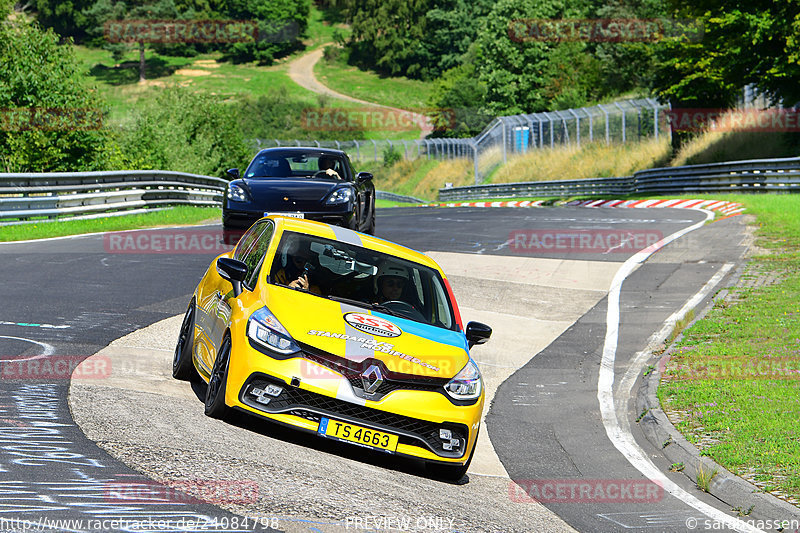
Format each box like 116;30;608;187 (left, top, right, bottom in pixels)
266;286;470;380
241;178;343;211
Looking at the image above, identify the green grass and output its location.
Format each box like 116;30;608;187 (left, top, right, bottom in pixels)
0;206;220;241
658;194;800;504
314;51;434;111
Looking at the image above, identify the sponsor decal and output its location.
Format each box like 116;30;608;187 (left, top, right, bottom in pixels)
307;329;439;372
344;312;402;338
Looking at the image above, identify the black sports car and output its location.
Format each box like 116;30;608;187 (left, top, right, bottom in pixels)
222;148;376;234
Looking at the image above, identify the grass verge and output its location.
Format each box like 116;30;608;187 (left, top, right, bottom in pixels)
658;194;800;505
314;50;434;111
0;206;220;242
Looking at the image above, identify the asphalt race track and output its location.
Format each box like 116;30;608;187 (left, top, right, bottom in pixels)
0;206;758;532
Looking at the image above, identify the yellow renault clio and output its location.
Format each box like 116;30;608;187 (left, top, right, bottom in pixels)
173;216;491;480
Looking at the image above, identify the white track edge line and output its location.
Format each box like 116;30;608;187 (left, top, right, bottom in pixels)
598;209;764;533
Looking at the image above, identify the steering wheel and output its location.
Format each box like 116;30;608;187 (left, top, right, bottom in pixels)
381;300;426;322
313;170;340;179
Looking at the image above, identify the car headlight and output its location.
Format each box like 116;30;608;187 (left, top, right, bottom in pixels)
444;359;482;401
326;188;353;205
247;307;300;355
227;183;250;203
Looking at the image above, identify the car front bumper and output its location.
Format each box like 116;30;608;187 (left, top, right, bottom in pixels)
224;340;482;465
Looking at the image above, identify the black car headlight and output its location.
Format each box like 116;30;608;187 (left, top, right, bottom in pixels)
227;183;251;203
326;188;353;205
247;307;300;355
444;360;482;401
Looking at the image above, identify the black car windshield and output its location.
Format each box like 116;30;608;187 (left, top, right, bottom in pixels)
245;150;346;180
269;231;458;331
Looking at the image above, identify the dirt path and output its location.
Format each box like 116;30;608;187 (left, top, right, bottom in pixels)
287;47;432;139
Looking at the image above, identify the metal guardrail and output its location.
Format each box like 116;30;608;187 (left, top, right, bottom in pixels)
439;157;800;201
0;170;227;224
375;191;426;204
0;169;427;225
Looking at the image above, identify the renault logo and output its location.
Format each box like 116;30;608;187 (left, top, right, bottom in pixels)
361;365;383;394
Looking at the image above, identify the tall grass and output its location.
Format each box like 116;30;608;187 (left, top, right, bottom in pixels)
671;110;800;167
490;137;671;183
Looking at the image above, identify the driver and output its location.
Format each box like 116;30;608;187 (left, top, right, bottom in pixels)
375;263;410;304
275;236;321;295
318;155;341;179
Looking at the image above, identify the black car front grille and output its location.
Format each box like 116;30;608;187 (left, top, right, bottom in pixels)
240;374;468;458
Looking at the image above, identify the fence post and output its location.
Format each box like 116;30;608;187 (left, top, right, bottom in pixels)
473;141;479;185
568;109;580;147
372;140;377;161
614;102;626;143
598;105;610;145
274;139;280;147
354;140;360;160
502;118;507;165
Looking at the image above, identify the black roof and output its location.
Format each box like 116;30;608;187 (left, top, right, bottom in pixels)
255;147;347;157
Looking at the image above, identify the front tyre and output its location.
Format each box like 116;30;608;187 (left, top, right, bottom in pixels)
173;302;197;381
204;335;231;419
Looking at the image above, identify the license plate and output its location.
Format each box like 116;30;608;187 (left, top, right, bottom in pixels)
264;212;304;219
318;417;398;452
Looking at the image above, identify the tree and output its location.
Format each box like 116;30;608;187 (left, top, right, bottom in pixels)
342;0;493;80
474;0;600;115
652;0;800;108
426;45;492;137
0;20;110;172
30;0;95;41
84;0;179;82
222;0;310;64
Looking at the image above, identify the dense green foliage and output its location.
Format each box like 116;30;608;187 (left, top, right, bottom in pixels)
0;20;110;172
115;87;251;175
653;1;800;108
34;0;309;64
343;0;494;81
223;0;310;64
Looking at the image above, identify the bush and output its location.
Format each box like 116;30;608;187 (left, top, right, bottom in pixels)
0;20;110;172
115;87;250;176
382;145;402;168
